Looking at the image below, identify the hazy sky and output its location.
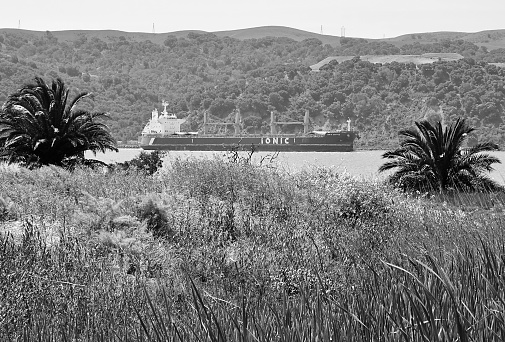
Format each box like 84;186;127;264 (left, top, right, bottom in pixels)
2;0;504;39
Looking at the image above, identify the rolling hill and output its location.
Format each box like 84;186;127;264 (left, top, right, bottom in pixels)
1;25;505;149
1;26;505;50
386;29;505;51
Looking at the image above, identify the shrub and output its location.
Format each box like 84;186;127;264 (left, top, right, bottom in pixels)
117;150;166;175
0;195;16;222
136;197;171;238
3;150;505;340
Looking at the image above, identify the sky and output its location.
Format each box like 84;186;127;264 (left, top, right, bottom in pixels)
1;0;504;39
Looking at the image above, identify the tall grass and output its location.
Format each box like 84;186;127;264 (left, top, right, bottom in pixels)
1;154;505;340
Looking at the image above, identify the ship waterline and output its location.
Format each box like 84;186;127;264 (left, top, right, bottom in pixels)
140;132;357;152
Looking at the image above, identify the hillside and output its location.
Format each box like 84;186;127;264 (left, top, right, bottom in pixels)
1;26;505;149
310;53;465;71
0;28;193;45
212;26;343;46
2;26;505;49
385;29;505;51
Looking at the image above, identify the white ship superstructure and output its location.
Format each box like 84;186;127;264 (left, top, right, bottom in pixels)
141;100;186;136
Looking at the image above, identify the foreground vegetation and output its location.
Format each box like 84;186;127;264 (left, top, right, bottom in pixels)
0;77;117;167
1;153;505;341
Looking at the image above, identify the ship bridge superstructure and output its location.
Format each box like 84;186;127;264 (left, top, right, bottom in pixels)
141;100;186;136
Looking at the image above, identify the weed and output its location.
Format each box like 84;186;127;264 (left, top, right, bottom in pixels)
1;157;505;340
0;196;15;221
136;197;171;239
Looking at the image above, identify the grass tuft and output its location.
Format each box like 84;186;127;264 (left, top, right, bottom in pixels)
1;153;504;340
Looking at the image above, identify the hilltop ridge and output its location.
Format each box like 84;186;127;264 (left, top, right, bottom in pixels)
1;26;505;50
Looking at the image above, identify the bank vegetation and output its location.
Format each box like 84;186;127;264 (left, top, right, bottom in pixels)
1;152;505;341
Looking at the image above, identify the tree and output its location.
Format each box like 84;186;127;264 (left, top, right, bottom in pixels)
65;65;81;77
379;118;502;192
0;77;118;167
117;150;165;175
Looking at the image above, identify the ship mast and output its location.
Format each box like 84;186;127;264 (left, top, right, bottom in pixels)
234;109;241;136
161;100;177;118
161;100;169;115
161;100;168;116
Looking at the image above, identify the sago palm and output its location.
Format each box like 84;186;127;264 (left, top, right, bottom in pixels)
0;77;117;167
379;118;502;192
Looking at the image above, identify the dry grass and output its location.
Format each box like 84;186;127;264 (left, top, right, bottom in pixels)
1;155;504;340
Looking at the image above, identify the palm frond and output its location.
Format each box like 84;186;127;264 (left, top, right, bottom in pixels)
465;142;499;154
380;117;502;193
0;77;117;166
67;92;92;114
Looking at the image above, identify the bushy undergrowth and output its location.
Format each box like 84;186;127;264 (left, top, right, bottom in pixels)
115;150;167;175
1;155;505;340
137;197;172;238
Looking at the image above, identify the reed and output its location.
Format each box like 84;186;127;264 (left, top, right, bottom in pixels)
0;155;504;341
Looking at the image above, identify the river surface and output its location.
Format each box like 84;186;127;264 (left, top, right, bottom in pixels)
85;149;505;184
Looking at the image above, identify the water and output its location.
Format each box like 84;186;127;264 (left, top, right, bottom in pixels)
85;149;505;184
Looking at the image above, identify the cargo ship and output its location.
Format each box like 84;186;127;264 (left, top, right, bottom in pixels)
139;101;358;152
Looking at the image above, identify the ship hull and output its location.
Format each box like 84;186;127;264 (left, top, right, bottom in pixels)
139;133;357;152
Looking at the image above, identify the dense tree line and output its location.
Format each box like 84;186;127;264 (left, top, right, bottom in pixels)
1;30;505;148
